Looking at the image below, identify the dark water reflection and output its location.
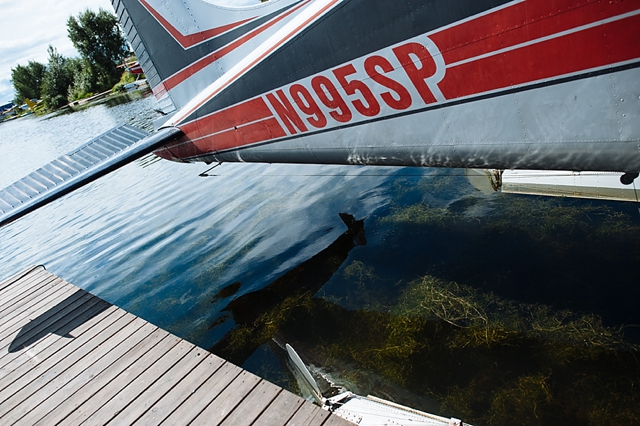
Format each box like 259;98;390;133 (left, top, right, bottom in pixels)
209;213;366;366
1;95;639;424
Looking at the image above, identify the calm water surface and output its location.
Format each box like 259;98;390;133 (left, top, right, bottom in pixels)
1;95;640;425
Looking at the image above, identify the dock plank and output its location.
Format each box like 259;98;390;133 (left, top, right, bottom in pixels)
0;268;50;307
253;390;305;426
0;282;75;348
81;339;195;425
0;312;136;422
6;291;98;352
286;402;332;426
133;352;225;424
0;307;125;395
219;380;283;426
0;266;354;426
60;333;181;426
34;327;167;426
0;277;69;339
109;345;208;424
18;321;157;425
0;266;47;299
0;266;37;290
0;284;64;338
0;274;63;322
0;300;113;380
159;361;244;424
189;371;262;426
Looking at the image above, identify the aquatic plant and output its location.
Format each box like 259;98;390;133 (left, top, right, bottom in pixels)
381;203;451;226
396;275;634;350
243;265;640;425
342;260;377;290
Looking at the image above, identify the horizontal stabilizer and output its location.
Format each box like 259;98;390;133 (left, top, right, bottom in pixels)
0;124;182;227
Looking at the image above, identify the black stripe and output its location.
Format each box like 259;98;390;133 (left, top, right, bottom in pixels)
123;14;135;35
112;0;121;12
185;0;512;122
118;0;303;83
131;34;142;51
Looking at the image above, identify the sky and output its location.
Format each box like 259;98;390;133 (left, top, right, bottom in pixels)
0;0;258;104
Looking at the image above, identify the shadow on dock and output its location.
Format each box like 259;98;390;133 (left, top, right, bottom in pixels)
8;290;110;353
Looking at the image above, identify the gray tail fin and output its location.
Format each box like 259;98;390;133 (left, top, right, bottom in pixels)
112;0;309;113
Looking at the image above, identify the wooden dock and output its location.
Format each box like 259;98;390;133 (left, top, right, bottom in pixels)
0;266;353;426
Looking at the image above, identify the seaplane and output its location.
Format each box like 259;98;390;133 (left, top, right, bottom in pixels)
1;0;639;224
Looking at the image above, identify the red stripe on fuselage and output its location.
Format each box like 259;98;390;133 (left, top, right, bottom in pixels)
139;0;255;49
160;117;286;159
152;83;168;99
440;12;640;99
161;0;310;94
198;98;272;136
431;0;639;65
195;118;286;152
167;97;286;155
169;0;329;125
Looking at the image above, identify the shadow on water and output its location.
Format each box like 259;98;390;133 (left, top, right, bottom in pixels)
205;175;640;425
8;290;110;353
208;213;365;366
136;153;164;168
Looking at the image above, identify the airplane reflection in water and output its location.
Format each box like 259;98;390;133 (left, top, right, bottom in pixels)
208;212;365;366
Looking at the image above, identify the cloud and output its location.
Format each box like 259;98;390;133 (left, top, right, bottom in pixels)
0;77;12;105
0;0;114;103
0;0;262;102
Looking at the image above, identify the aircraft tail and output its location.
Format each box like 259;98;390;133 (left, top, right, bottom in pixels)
24;98;38;111
111;0;310;114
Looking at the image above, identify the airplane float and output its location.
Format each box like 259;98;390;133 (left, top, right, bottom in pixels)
1;0;639;226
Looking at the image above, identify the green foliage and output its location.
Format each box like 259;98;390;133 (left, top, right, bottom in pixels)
67;57;95;101
265;278;640;425
67;8;128;92
111;71;137;93
396;275;632;350
10;61;46;104
7;9;127;110
41;46;74;109
12;8;129;110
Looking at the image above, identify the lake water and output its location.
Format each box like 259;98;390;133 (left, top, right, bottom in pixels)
2;94;640;425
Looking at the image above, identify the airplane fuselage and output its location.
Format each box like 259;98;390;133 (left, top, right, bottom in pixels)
132;0;640;173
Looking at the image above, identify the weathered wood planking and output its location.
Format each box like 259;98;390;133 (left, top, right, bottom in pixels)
0;266;353;426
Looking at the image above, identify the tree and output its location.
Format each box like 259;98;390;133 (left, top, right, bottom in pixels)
41;46;74;109
10;61;46;104
67;57;94;101
67;9;128;92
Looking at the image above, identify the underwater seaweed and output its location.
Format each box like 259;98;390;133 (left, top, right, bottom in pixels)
396;276;636;350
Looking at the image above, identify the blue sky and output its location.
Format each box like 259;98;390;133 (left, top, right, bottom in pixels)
0;0;258;104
